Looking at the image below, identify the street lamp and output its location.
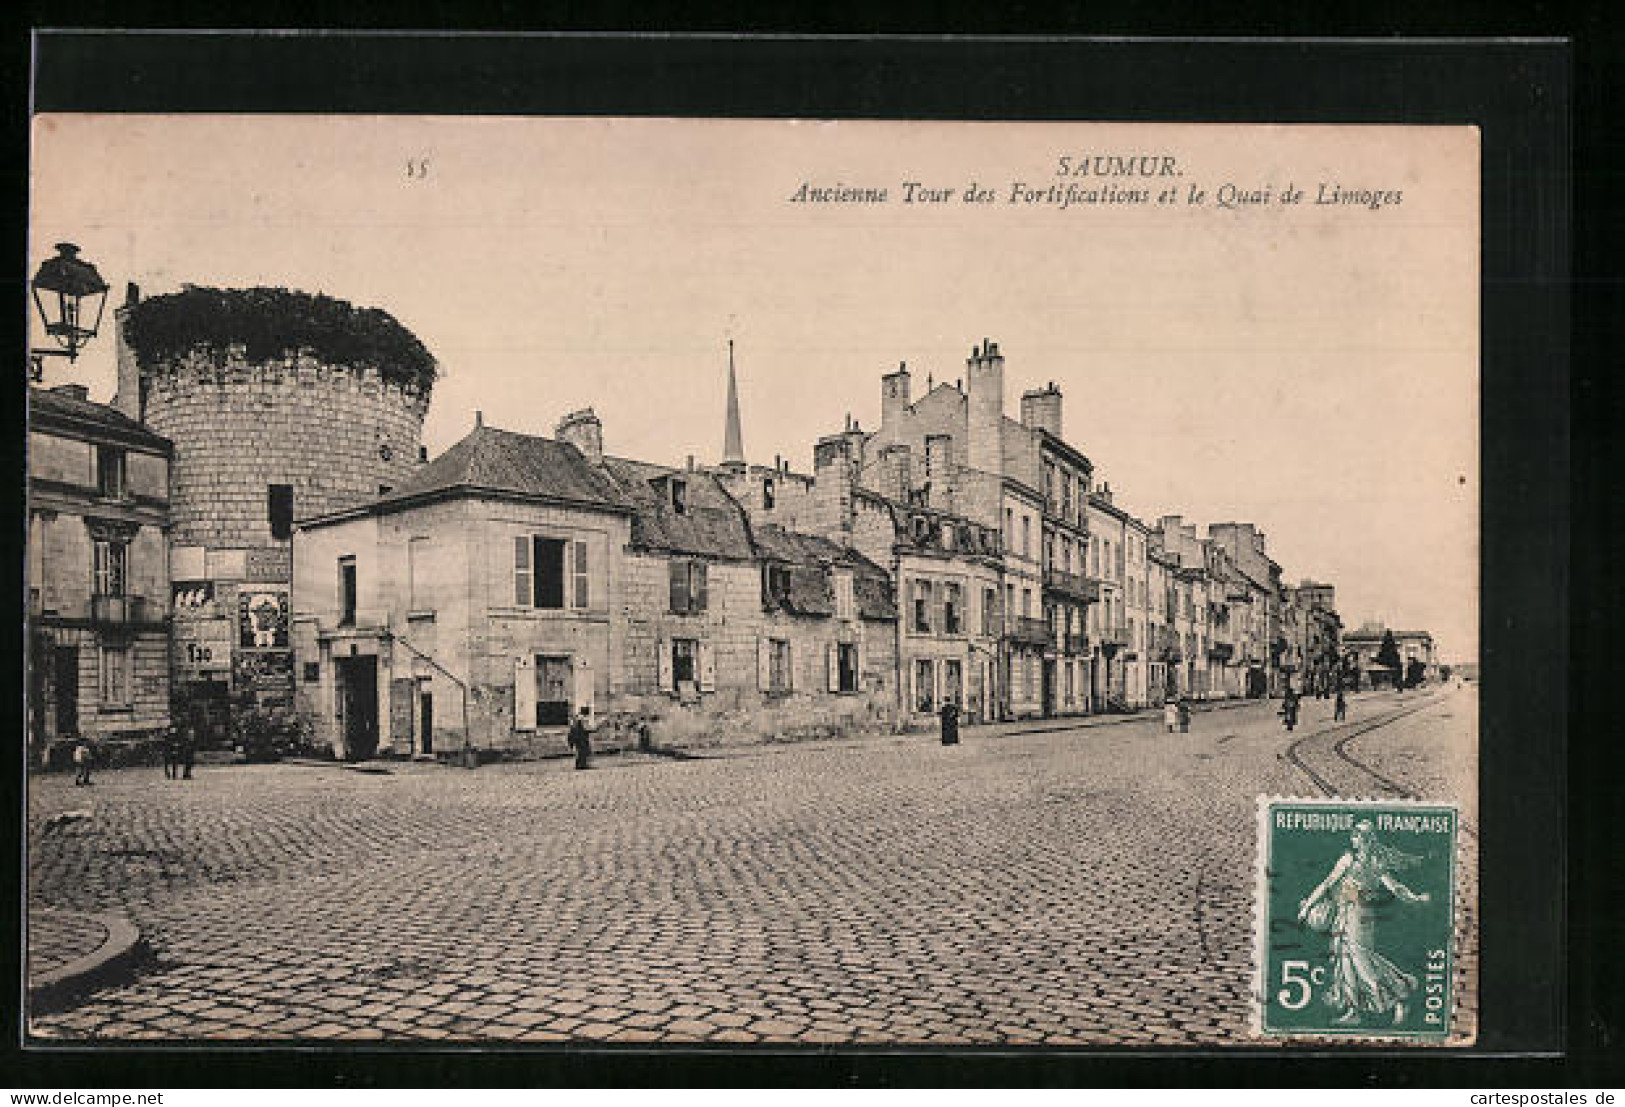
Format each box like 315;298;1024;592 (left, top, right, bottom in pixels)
30;243;109;381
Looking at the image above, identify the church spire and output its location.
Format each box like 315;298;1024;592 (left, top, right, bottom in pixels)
722;338;745;468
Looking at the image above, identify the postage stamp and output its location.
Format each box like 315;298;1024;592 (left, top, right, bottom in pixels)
1255;798;1458;1040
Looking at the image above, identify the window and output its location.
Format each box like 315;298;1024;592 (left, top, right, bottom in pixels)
96;446;125;499
92;539;127;597
407;537;430;610
983;586;998;637
268;483;293;541
837;642;859;693
670;478;688;515
537;655;573;726
514;536;589;609
944;582;963;635
338;556;357;625
834;574;855;620
1006;583;1015;627
762;477;775;510
767;638;792;693
914;658;936;712
1022;587;1033;618
572;540;589;608
669;559;708;614
672;638;698;685
912;579;934;633
1022;515;1031;557
1005;507;1014;545
99;644;130;707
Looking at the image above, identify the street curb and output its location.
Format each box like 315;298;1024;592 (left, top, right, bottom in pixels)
28;910;148;1014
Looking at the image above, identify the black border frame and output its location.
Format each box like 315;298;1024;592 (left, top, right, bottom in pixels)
9;31;1579;1088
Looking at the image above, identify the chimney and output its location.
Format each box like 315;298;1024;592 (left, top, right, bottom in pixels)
475;410;484;428
924;433;955;511
554;407;604;465
112;282;142;420
881;361;911;427
879;443;912;503
965;336;1005;476
811;432;857;539
1020;381;1063;438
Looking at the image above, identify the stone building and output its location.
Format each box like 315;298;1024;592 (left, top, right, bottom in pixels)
293;408;899;757
27;383;172;761
293;412;629;759
814;341;1100;721
1085;488;1130;709
116;284;433;747
1341;623;1437;688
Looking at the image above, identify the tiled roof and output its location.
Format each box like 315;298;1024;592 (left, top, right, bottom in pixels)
375;424;627;512
600;457;754;559
28;386;171;452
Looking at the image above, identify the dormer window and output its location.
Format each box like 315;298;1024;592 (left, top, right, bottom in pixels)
670;477;687;515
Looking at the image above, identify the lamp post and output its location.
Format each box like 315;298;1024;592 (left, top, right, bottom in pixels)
29;243;109;381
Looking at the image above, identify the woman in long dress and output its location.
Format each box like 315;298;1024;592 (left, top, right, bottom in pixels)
1297;819;1432;1026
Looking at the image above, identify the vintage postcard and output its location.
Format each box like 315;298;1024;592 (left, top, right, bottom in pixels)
26;115;1479;1046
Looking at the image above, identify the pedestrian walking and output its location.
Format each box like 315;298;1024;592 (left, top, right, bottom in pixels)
567;706;594;770
1163;698;1179;733
1280;689;1300;733
939;698;960;746
1334;688;1348;722
1177;697;1192;733
72;738;93;786
162;726;179;780
180;720;196;780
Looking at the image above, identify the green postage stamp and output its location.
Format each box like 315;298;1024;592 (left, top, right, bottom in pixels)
1255;798;1458;1040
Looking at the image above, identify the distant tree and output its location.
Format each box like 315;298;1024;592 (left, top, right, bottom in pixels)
1440;665;1453;682
1376;630;1402;672
1405;658;1426;689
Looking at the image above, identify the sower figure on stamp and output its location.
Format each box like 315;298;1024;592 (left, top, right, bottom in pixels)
567;706;594;770
1297;819;1432;1027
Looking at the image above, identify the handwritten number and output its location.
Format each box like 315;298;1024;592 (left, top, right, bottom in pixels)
406;158;430;180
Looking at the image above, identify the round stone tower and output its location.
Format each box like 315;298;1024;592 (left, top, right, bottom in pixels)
115;284;435;743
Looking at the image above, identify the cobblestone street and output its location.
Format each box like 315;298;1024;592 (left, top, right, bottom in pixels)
27;686;1476;1046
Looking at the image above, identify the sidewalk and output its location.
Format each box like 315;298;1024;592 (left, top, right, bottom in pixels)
982;694;1263;739
28;906;146;1013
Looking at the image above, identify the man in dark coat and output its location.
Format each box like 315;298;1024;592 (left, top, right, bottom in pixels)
939;698;960;746
567;706;594;770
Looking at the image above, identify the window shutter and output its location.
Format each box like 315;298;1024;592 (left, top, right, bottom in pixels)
693;561;709;612
784;641;794;691
573;655;595;716
657;638;674;692
669;560;688;614
573;540;589;609
697;642;716;692
514;657;536;731
827;643;839;693
514;537;532;606
757;637;772;690
857;640;867;692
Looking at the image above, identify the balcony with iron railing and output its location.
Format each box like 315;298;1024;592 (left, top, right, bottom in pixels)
1043;568;1101;604
90;593;154;628
1098;624;1130;648
1007;615;1051;647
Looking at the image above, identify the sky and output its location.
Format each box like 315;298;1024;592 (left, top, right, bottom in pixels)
29;116;1479;661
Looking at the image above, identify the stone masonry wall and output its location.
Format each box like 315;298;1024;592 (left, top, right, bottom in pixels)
141;350;429;549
